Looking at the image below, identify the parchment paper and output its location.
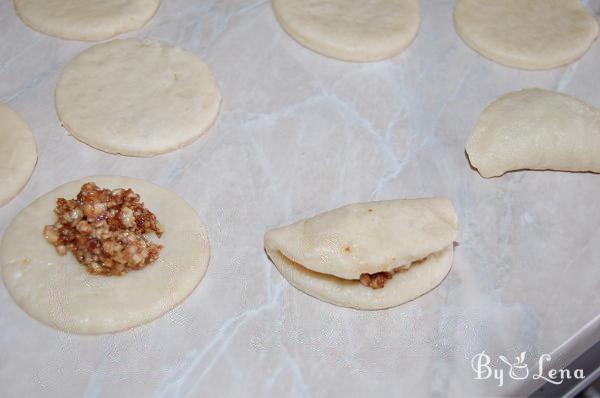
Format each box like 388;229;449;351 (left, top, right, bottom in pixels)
1;1;599;396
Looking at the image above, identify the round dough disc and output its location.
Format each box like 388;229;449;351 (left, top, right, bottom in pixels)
454;0;599;70
0;103;37;207
14;0;161;41
55;39;222;157
1;176;210;334
272;0;420;62
266;247;453;310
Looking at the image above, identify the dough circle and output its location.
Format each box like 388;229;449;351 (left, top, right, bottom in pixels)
272;0;420;62
55;39;222;157
14;0;161;41
267;246;453;310
454;0;599;70
0;103;37;207
1;176;210;334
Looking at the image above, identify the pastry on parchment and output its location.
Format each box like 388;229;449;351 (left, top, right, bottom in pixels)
265;198;458;310
466;88;600;178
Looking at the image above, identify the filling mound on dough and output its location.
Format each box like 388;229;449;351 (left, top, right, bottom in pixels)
43;182;164;276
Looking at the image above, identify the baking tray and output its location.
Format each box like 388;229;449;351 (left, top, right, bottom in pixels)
1;1;599;396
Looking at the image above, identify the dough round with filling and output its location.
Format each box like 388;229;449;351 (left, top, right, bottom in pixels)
0;103;37;207
265;198;458;310
55;39;222;157
14;0;161;41
454;0;599;70
0;176;210;334
272;0;420;62
466;88;600;178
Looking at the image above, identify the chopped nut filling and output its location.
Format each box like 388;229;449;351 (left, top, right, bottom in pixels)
359;257;427;289
43;182;164;276
359;271;393;289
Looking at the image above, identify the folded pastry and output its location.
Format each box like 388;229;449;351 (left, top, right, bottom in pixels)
466;88;600;178
264;198;458;310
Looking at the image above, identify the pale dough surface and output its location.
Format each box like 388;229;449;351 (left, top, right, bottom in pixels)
264;198;457;310
454;0;599;70
1;176;210;335
0;103;37;207
272;0;420;62
466;88;600;178
265;198;457;279
14;0;161;41
55;39;222;157
266;246;453;310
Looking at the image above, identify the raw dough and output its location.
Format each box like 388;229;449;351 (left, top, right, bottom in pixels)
265;198;458;310
267;246;453;310
454;0;599;70
14;0;161;41
466;88;600;178
272;0;420;62
55;39;222;157
0;103;37;207
1;176;210;334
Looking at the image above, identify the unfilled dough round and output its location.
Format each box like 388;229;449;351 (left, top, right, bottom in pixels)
454;0;599;70
266;246;453;310
0;103;37;207
14;0;161;41
55;39;222;157
1;176;210;334
272;0;420;62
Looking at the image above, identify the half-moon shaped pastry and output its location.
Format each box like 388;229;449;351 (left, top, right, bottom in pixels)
466;88;600;178
264;198;458;310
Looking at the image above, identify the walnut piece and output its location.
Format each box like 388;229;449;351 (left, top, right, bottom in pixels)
359;260;419;289
43;182;164;276
359;272;393;289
